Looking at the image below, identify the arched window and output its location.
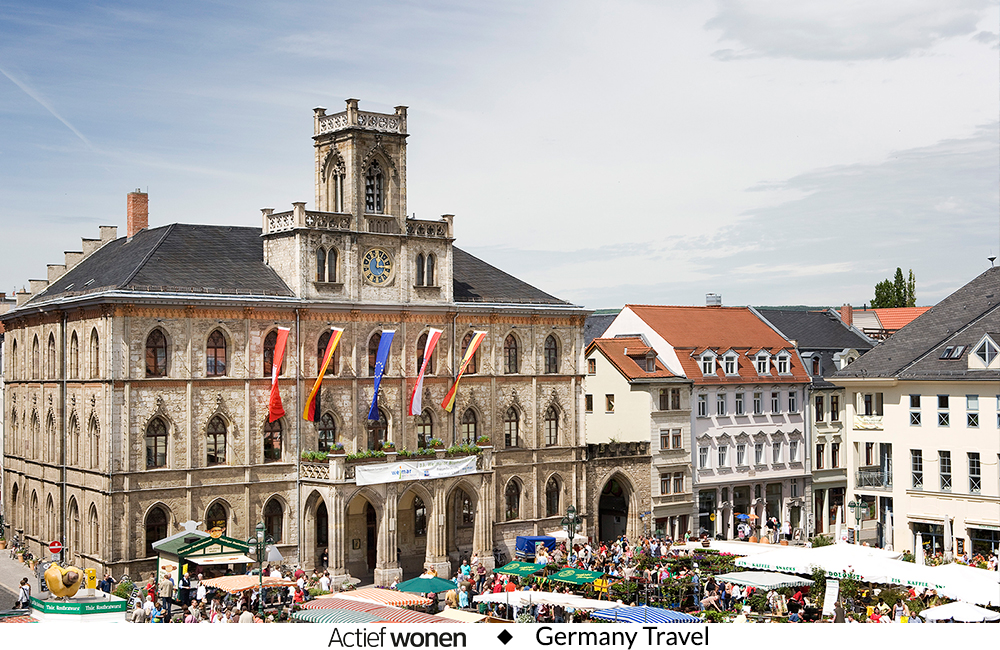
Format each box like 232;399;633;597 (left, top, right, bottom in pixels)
365;161;384;213
263;419;282;462
416;332;436;375
88;416;100;469
413;496;427;537
318;413;337;452
205;502;228;536
461;332;478;375
367;408;387;451
367;332;383;376
416;253;425;286
426;254;435;286
206;416;227;465
316;247;327;282
9;411;17;458
30;412;39;459
69;414;80;465
544;406;559;446
504;408;519;447
263;330;285;376
460;409;477;444
145;506;168;557
146;329;167;377
89;329;100;379
146;418;167;468
264;499;283;543
30;492;39;536
544;335;559;374
9;484;18;531
31;335;39;379
545;477;561;517
68;498;79;559
46;495;55;542
456;489;474;526
505;481;521;521
10;339;17;380
206;329;227;376
503;334;519;374
45;411;56;463
68;333;78;379
327;248;338;282
47;333;56;379
317;330;340;376
88;505;100;556
415;410;432;449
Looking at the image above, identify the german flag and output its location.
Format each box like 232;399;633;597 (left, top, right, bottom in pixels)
303;327;343;421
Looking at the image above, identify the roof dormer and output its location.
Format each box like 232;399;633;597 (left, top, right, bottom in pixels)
753;350;771;375
970;334;999;370
721;350;740;376
775;350;791;375
698;349;718;375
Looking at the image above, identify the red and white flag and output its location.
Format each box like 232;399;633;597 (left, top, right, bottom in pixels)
408;328;443;416
268;327;291;422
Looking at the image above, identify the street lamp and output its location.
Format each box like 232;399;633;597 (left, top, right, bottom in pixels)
846;500;868;544
561;505;582;543
247;522;272;617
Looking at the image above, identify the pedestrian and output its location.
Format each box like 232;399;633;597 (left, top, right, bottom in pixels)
15;577;31;609
321;547;329;569
98;573;116;594
178;572;192;606
195;573;207;602
158;572;175;622
833;600;846;623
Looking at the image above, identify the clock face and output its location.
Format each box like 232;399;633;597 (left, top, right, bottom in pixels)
362;248;394;285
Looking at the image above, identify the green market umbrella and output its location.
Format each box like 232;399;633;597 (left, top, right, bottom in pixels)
395;575;459;594
494;562;545;578
291;609;383;624
548;568;605;585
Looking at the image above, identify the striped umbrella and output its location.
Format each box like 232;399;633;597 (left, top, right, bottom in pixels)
337;588;431;607
591;605;701;624
201;575;296;594
301;598;384;612
366;607;449;624
292;609;384;624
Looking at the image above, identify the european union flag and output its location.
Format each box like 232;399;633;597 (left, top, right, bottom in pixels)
368;329;395;420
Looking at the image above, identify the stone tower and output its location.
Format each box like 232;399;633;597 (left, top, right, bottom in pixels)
262;99;454;304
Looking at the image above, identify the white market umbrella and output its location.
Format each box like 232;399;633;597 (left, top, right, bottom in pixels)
885;510;894;552
920;601;1000;623
915;533;925;566
943;516;953;562
930;563;1000;607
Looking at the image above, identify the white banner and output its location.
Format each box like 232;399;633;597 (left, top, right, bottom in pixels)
822;579;840;617
355;455;479;486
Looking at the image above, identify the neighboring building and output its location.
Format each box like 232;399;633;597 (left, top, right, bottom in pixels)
2;99;591;585
846;305;931;341
755;309;873;538
834;268;1000;557
583;336;692;540
0;292;14;533
602;300;812;541
584;309;620;346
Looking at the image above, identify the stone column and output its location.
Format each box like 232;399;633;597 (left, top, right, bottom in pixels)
473;477;495;571
374;486;402;586
328;490;349;589
822;488;830;535
426;482;451;578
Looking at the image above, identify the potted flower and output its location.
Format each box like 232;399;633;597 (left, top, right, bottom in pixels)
427;437;445;449
476;435;492;447
329;442;346;455
0;536;6;550
381;440;396;452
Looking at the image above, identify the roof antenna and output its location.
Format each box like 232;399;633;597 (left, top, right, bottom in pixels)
989;255;996;268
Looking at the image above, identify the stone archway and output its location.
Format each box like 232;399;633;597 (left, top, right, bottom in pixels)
302;490;328;570
446;484;477;565
397;485;432;579
597;476;632;542
345;492;382;578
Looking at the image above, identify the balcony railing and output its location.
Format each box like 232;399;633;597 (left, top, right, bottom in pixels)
856;466;892;489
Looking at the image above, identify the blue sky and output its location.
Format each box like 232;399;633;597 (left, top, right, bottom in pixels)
1;0;997;309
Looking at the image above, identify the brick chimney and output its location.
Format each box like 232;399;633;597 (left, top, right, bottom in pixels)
127;189;148;238
840;303;853;327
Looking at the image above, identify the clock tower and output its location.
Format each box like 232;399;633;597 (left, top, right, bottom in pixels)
262;99;454;304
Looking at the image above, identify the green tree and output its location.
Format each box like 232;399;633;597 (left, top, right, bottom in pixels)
872;268;916;308
906;270;916;307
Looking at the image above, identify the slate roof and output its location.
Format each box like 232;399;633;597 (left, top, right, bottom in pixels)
452;247;569;305
756;309;873;350
21;224;571;308
584;310;620;346
834;267;1000;381
587;337;680;381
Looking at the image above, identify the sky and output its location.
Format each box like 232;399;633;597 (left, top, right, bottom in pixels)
1;0;997;310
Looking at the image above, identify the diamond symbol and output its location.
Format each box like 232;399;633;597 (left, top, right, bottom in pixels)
497;630;513;645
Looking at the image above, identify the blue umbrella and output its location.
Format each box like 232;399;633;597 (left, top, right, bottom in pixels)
735;514;751;520
591;605;701;624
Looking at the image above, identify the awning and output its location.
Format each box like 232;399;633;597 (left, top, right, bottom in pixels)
336;588;431;607
548;568;605;585
494;561;544;577
437;607;487;623
291;609;383;624
712;571;814;590
591;605;700;624
190;554;254;566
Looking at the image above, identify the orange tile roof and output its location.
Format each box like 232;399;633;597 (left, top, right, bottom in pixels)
588;337;680;381
624;305;810;385
870;307;932;331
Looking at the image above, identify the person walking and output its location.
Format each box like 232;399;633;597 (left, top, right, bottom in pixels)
833;600;846;623
15;578;31;609
158;573;175;622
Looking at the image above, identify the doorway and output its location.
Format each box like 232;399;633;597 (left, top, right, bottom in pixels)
598;478;629;542
366;503;377;572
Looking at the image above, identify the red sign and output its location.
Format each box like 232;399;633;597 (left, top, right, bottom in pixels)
48;541;63;554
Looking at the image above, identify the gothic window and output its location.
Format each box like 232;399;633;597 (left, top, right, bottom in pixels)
30;491;38;536
89;329;100;379
263;330;285;376
416;253;424;286
263;419;282;462
415;410;432;449
31;335;39;379
505;480;521;521
416;332;436;375
68;498;79;559
69;415;80;465
460;409;477;444
368;332;382;376
30;412;39;459
413;496;427;537
88;504;99;556
10;339;17;380
504;334;519;374
47;333;56;379
264;498;283;543
88;416;100;469
504;408;519;447
544;406;559;446
46;496;55;541
327;248;338;282
205;502;227;536
457;490;474;526
425;254;435;286
545;477;561;517
68;333;78;379
9;411;17;457
316;247;336;283
461;332;478;375
544;335;559;374
318;413;337;452
145;329;167;377
144;418;167;468
9;484;17;531
317;330;340;376
145;506;168;557
206;329;227;376
45;412;56;463
206;416;227;465
368;408;388;451
365;161;384;213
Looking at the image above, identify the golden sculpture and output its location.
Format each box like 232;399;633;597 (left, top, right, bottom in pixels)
43;563;84;599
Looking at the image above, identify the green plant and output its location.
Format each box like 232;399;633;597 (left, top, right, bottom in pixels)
702;610;728;623
476;435;491;445
810;568;827;608
446;443;481;455
345;449;386;461
113;579;135;600
901;550;915;563
839;571;860;601
748;591;768;613
426;437;444;448
307;587;330;597
810;534;834;548
301;451;329;462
